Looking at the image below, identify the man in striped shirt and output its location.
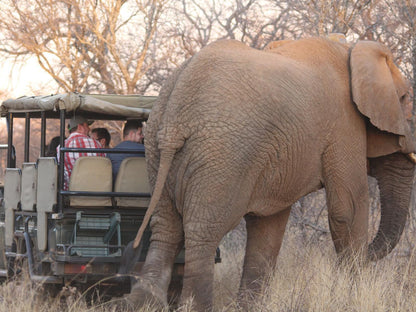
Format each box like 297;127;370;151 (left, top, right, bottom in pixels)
58;116;105;190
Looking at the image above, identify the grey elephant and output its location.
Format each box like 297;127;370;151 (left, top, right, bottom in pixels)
126;37;416;310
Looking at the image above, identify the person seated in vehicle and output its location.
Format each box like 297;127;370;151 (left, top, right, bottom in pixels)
57;115;106;190
46;136;63;158
108;120;145;181
91;127;111;148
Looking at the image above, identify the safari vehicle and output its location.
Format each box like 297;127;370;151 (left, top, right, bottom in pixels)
0;93;218;299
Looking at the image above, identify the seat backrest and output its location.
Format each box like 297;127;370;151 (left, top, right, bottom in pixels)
4;168;21;211
37;157;58;212
21;162;37;212
4;168;21;247
114;157;151;208
36;157;58;251
69;156;112;207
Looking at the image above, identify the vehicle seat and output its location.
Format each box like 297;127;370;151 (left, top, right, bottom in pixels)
36;157;58;251
21;162;37;212
4;168;21;247
69;156;112;207
114;157;151;208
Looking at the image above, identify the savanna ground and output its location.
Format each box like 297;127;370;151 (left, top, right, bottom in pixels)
1;177;416;312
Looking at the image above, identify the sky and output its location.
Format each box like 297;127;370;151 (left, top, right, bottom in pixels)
0;57;56;130
1;57;56;99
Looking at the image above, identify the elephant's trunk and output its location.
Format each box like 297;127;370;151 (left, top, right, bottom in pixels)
368;153;415;260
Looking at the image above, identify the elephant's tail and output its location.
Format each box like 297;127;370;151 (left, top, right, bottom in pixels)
131;60;192;249
133;149;176;248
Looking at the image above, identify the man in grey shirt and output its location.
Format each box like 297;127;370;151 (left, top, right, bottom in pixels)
108;120;145;181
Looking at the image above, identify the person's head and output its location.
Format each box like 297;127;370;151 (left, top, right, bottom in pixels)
68;116;93;135
123;120;144;143
91;127;111;148
46;136;61;157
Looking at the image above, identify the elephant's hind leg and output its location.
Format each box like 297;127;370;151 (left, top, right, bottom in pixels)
238;208;291;306
180;237;218;311
126;193;183;309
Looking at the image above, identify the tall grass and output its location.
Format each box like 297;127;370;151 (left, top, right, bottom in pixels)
213;233;416;312
2;183;416;311
2;230;415;311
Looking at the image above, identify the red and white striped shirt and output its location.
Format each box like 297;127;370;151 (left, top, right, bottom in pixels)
58;132;105;190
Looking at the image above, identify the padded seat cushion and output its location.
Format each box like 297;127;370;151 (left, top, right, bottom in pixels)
69;156;112;207
114;157;150;207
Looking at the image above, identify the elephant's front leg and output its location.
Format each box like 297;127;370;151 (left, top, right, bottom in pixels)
238;208;291;306
323;145;369;261
126;193;183;309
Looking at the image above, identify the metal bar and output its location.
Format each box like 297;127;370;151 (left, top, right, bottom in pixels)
60;147;145;154
67;244;124;251
6;114;13;168
24;232;63;284
58;109;66;214
24;112;30;162
60;190;151;198
40;111;46;157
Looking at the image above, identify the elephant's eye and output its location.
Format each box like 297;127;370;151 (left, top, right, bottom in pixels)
400;93;408;102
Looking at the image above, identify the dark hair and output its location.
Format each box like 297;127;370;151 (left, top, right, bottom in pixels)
123;120;143;137
46;136;61;157
91;128;111;146
69;126;78;134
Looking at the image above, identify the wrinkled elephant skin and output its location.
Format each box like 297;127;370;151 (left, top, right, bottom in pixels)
126;37;416;311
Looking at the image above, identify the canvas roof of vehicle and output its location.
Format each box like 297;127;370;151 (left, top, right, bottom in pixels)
0;93;156;119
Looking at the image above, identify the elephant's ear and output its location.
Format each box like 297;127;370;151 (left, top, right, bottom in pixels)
350;40;415;156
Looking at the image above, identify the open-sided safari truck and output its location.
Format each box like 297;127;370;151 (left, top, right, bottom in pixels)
0;93;194;299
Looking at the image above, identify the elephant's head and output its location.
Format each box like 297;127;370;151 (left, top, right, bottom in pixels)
350;41;416;260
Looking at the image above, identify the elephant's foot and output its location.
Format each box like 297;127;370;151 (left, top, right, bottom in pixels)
124;277;168;310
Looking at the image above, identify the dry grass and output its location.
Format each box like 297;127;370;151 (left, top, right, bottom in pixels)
2;181;416;311
3;232;416;312
245;241;416;312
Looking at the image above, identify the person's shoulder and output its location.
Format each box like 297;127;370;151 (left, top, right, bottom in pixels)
113;141;127;149
136;143;145;151
66;132;77;140
115;141;144;149
68;132;88;141
65;132;79;146
128;141;145;150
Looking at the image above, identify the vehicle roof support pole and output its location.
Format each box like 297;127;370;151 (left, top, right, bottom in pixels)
24;112;30;162
58;109;66;213
41;111;46;157
6;113;13;168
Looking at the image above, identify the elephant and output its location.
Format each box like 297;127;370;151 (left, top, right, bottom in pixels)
125;37;416;311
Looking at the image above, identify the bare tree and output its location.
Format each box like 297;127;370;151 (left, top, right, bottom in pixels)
379;1;416;111
0;0;169;94
167;0;294;62
0;90;9;103
283;0;378;38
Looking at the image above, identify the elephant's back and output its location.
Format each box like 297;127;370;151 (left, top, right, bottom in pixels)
157;38;348;202
166;39;332;161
